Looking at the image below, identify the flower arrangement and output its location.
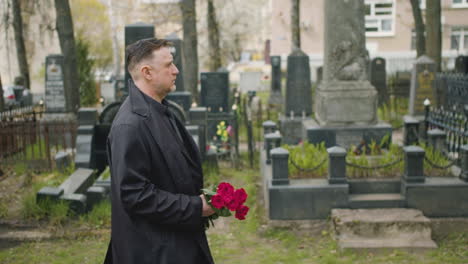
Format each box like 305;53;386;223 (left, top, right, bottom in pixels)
216;121;233;143
201;182;249;229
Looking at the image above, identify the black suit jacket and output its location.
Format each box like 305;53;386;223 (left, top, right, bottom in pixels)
105;81;214;264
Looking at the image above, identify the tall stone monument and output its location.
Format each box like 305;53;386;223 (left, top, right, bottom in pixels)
409;55;436;116
124;23;155;96
268;56;283;105
45;54;67;113
304;0;391;148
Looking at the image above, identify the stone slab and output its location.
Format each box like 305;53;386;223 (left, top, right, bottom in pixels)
303;118;392;148
269;179;349;220
36;187;64;202
59;168;96;195
60;193;87;214
86;186;108;208
404;177;468;217
279;115;312;145
348;179;400;194
348;193;405;208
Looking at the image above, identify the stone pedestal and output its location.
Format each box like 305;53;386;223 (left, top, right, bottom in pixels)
279;114;313;145
303;118;392;149
315;81;377;126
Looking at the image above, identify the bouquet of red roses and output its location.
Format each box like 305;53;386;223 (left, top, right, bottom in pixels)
201;182;249;229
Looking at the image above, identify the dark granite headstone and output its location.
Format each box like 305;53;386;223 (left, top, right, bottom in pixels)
316;66;323;85
124;23;155;95
90;124;111;173
77;108;98;126
455;55;468;74
45;54;67;112
75;125;94;168
393;71;411;98
285;51;312;116
166;91;192;111
370;57;388;106
200;72;229;113
269;56;283;105
55;151;71;172
166;36;185;91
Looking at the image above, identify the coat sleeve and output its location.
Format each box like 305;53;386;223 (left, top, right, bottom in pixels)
110;124;203;230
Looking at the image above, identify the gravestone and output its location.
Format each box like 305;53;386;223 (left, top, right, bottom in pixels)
370;57;388;106
166;35;185;91
409;56;436;116
285;50;312;117
316;66;323;85
392;71;411;98
124;23;155;95
44;54;67;112
189;107;208;159
239;71;263;93
268;56;283;105
455;55;468;74
166;91;192;111
304;0;391;148
200;72;229;113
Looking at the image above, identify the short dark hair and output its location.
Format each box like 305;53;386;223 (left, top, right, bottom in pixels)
126;38;172;73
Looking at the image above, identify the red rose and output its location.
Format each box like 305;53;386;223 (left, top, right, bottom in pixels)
226;199;240;211
235;205;249;220
233;188;247;205
217;182;234;197
210;194;224;209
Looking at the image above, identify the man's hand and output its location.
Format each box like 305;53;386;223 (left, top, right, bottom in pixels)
200;194;215;217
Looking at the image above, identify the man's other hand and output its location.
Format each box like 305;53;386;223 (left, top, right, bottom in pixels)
200;194;215;217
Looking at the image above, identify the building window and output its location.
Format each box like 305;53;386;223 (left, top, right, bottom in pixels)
365;0;396;37
452;0;468;8
451;27;468;51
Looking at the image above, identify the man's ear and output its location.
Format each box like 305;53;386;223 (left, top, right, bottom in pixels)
140;65;152;80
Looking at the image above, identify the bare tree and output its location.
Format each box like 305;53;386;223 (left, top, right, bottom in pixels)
291;0;300;52
180;0;199;103
207;0;222;71
54;0;80;112
0;75;4;112
410;0;426;57
107;0;121;79
426;0;441;71
12;0;30;89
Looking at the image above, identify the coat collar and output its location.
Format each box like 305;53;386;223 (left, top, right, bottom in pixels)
128;79;149;117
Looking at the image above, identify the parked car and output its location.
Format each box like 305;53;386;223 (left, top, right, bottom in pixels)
2;85;32;109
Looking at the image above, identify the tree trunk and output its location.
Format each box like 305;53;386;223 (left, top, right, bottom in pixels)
12;0;30;90
291;0;301;52
426;0;441;71
108;0;121;79
54;0;80;112
207;0;222;71
180;0;199;103
0;75;4;112
410;0;426;57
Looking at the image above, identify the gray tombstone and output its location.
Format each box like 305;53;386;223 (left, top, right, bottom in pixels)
269;56;283;105
239;71;263;93
315;0;377;126
455;55;468;74
124;23;155;95
409;55;436;116
166;35;185;91
370;57;388;106
45;54;67;112
200;72;229;113
285;50;312;116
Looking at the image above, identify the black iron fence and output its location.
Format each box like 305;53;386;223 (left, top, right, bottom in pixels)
435;73;468;109
0;119;77;171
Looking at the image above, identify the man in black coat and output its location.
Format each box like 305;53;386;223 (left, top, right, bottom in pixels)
104;38;215;264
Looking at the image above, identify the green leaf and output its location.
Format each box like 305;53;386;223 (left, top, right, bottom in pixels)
201;188;217;196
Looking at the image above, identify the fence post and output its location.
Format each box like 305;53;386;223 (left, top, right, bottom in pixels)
271;147;289;185
404;115;420;145
262;120;277;137
427;128;446;153
327;146;347;184
403;146;425;183
265;132;282;164
460;144;468;182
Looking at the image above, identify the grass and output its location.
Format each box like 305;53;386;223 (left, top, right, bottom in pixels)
1;154;467;263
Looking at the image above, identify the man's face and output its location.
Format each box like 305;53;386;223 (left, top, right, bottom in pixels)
146;47;179;95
